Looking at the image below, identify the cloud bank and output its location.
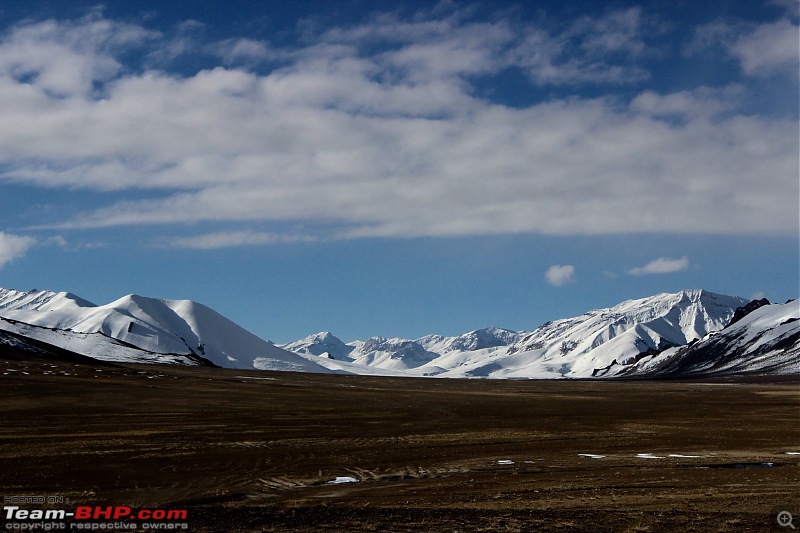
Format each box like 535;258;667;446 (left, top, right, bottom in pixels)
0;7;797;245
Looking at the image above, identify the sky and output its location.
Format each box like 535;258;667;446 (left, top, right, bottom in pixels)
0;0;797;343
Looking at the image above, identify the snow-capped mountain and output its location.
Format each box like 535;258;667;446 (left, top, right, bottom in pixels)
610;299;800;377
281;331;354;360
280;327;523;372
0;288;329;372
417;327;521;355
495;289;750;377
346;337;439;371
285;290;755;378
1;286;795;378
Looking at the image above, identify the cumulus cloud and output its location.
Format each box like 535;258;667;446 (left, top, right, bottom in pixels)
545;265;576;286
0;8;798;243
0;232;35;268
0;13;156;96
626;256;690;276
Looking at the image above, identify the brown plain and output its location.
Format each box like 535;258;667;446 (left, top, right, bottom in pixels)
1;355;798;532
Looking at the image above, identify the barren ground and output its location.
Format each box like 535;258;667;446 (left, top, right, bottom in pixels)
1;354;798;532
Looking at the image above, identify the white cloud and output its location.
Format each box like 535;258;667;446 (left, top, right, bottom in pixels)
626;256;690;276
39;89;795;238
572;7;648;56
44;235;68;247
545;265;575;286
0;232;35;268
213;38;274;65
629;86;743;119
513;7;654;85
0;14;156;97
768;0;797;10
1;10;798;242
162;230;315;249
688;18;799;77
732;18;799;76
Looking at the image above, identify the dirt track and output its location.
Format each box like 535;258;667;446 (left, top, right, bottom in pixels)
1;355;798;531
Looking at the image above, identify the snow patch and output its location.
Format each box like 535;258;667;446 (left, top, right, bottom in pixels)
326;476;359;485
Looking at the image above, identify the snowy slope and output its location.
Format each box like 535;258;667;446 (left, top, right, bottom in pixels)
0;316;205;365
618;300;800;377
492;289;750;377
347;337;440;371
0;288;329;372
295;353;419;377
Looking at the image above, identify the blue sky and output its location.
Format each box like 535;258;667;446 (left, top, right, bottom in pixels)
0;0;797;343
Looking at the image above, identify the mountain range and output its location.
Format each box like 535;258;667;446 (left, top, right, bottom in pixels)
0;288;326;372
0;287;797;379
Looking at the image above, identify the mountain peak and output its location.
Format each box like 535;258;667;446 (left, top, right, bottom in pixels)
417;326;521;354
0;287;96;314
506;289;750;375
281;331;353;359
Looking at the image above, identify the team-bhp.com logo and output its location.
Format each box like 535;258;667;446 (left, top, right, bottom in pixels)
3;505;189;530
